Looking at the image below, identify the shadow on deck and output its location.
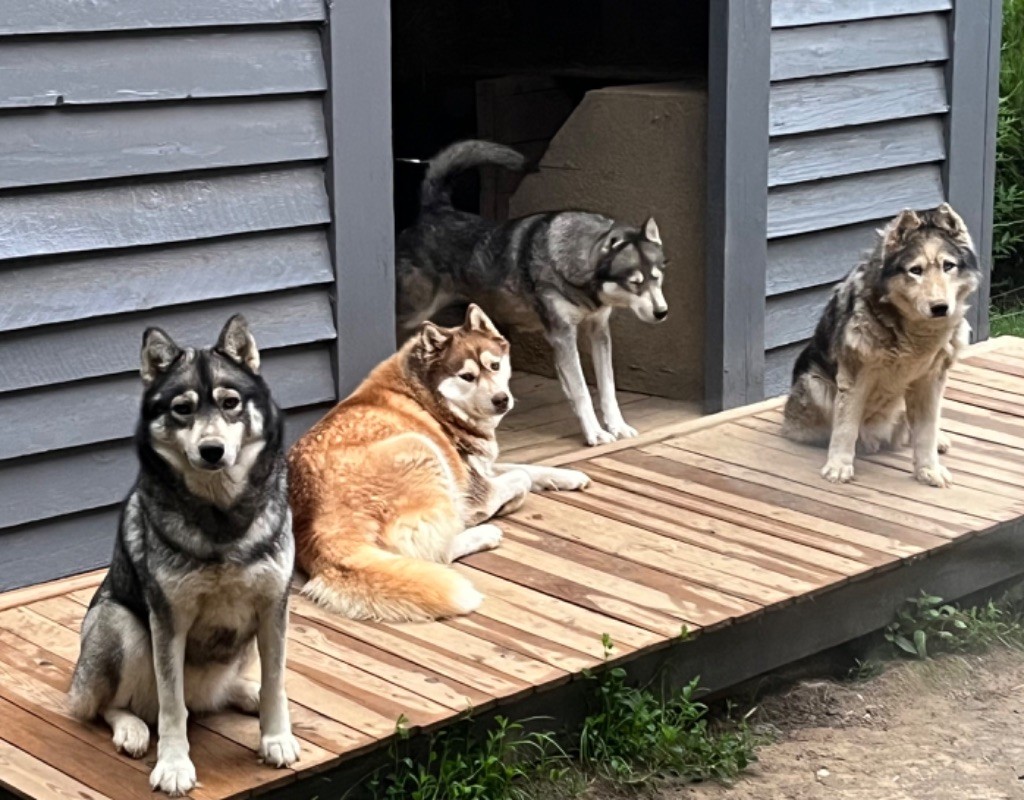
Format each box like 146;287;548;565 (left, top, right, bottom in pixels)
2;338;1024;799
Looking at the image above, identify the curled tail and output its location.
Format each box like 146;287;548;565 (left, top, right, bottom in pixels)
301;547;482;623
420;139;526;211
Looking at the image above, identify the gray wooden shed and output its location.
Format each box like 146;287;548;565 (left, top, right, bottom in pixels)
0;0;1002;591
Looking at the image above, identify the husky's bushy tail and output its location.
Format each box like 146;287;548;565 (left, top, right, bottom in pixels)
420;139;526;212
301;547;482;622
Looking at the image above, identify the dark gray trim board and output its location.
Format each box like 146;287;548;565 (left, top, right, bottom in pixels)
322;0;396;397
704;0;771;412
944;0;1003;340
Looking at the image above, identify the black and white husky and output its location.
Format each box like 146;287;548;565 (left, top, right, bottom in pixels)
396;140;670;446
69;315;299;796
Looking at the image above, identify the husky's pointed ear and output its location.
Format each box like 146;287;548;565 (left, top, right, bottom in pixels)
932;202;973;245
463;304;502;337
643;217;662;246
416;322;451;355
883;208;923;251
141;327;181;385
216;314;260;373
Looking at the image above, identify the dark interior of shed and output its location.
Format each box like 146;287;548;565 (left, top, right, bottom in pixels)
391;0;709;230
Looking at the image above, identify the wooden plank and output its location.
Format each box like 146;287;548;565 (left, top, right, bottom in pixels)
285;615;487;712
0;0;325;34
685;425;1016;524
965;355;1024;379
289;595;520;699
0;571;103;614
0;287;336;393
0;345;336;461
768;117;946;187
585;457;901;565
770;14;948;80
767;221;877;295
0;97;327;189
516;495;803;603
772;0;951;28
567;479;866;577
946;385;1024;417
765;286;832;350
455;566;663;654
0;407;325;532
0;229;332;334
0;166;330;261
705;0;771;410
324;0;397;396
497;526;758;627
446;613;595;674
767;164;945;239
0;738;113;800
0;29;325;109
951;362;1024;395
769;65;948;136
642;443;969;540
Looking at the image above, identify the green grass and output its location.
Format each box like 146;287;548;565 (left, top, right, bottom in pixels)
358;638;762;799
994;0;1024;290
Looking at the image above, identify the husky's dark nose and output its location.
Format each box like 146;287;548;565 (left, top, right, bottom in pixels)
930;303;950;318
492;392;510;412
654;308;669;321
199;443;225;465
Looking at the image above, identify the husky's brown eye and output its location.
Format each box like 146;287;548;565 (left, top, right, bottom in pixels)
908;266;924;277
222;396;240;410
171;401;193;416
459;372;476;383
943;261;958;272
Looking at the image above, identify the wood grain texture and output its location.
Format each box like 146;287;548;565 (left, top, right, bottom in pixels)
767;164;945;238
766;221;880;295
0;408;327;532
771;0;951;27
0;29;325;109
0;288;337;393
0;166;330;261
0;0;325;35
770;13;948;80
765;285;833;350
0;230;332;334
0;98;327;188
769;65;948;136
0;346;335;461
768;117;946;187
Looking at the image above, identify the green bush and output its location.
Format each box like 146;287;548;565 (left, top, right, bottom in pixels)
994;0;1024;293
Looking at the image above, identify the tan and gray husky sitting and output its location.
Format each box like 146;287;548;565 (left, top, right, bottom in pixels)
288;305;590;622
782;203;980;488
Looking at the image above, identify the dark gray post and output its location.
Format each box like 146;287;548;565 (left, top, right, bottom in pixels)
705;0;772;412
943;0;1002;341
322;0;396;396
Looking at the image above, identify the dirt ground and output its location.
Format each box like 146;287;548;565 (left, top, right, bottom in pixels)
673;647;1024;800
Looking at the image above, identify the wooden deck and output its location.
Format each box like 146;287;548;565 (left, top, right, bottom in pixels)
2;337;1024;800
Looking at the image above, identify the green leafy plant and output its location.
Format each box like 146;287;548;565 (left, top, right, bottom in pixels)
885;592;1024;660
994;0;1024;290
576;668;760;787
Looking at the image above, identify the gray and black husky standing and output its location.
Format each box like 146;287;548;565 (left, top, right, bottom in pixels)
69;315;300;796
396;139;670;446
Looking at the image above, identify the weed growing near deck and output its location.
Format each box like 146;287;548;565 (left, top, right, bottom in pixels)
360;639;761;799
995;0;1024;289
885;591;1024;660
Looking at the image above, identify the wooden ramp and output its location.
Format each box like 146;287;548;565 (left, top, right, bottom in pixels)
2;337;1024;800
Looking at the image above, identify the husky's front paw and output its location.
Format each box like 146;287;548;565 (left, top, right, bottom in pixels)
259;731;301;768
111;715;150;758
150;755;197;797
937;431;952;454
584;428;616;446
606;422;639;440
821;460;855;484
915;462;953;488
545;468;590;491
